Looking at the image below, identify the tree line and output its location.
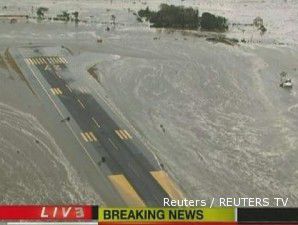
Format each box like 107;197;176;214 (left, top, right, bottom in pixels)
138;4;228;32
36;7;79;23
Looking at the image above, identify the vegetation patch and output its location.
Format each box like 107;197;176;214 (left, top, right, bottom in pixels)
206;35;239;46
137;4;228;31
200;12;228;32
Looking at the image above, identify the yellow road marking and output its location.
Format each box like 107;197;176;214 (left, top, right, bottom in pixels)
37;58;43;64
25;59;30;64
123;130;132;139
61;57;68;63
108;174;146;207
48;58;55;64
115;130;124;140
92;117;100;128
77;99;85;109
89;132;97;141
150;170;184;200
81;132;97;142
115;129;132;140
54;57;61;64
50;88;56;95
41;58;47;64
85;132;93;141
115;130;132;140
59;58;65;64
28;58;34;64
32;58;38;64
81;133;89;142
119;130;128;139
50;88;62;95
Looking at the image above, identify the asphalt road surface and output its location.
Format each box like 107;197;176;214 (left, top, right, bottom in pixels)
10;47;183;206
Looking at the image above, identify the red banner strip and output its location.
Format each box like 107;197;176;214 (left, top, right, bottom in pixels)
0;205;93;220
99;223;298;225
99;223;237;225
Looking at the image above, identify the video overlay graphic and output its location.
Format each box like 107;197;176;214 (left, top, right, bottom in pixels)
0;206;297;224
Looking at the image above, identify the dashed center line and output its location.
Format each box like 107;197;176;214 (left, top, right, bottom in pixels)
92;117;101;128
77;99;85;109
78;87;89;94
108;138;119;150
66;84;72;93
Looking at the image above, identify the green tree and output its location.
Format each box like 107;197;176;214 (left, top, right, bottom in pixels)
111;14;116;26
72;11;79;23
200;12;228;31
36;7;48;19
259;25;267;36
138;4;199;29
62;11;70;21
138;6;151;20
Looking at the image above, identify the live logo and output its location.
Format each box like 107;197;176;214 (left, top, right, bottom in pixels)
40;206;85;219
